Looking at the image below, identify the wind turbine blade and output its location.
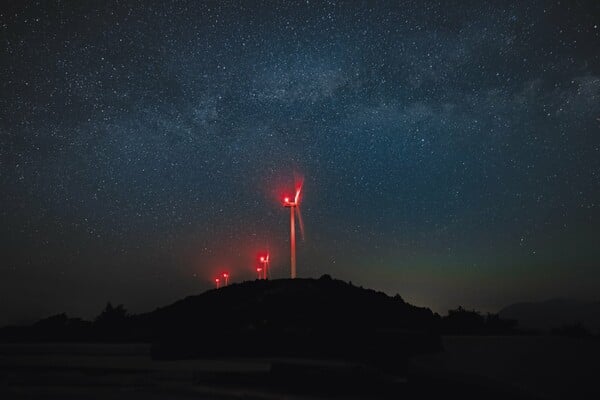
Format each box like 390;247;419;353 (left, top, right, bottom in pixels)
296;206;305;241
294;183;302;204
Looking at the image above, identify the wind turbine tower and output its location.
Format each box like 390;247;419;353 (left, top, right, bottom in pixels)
260;254;270;279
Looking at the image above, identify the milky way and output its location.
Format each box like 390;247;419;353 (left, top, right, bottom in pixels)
1;1;599;323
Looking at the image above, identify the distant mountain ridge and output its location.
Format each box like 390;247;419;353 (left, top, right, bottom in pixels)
499;298;600;333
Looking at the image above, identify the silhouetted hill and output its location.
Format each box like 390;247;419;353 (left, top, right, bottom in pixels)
0;276;444;368
139;276;442;366
499;298;600;334
142;275;437;332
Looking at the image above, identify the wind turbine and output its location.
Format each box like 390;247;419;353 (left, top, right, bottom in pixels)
259;254;270;279
215;278;220;289
222;273;229;286
283;180;304;279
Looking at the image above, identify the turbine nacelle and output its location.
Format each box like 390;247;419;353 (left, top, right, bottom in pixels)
283;197;296;207
283;184;302;207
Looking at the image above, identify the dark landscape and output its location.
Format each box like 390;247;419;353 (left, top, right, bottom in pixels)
1;0;599;399
2;277;600;399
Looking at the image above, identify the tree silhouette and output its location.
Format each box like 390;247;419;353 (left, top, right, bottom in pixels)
93;302;130;340
95;302;128;325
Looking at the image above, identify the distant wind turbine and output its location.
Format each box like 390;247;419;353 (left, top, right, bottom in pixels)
259;254;270;279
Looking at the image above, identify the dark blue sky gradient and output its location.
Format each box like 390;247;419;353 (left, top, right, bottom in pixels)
1;1;599;324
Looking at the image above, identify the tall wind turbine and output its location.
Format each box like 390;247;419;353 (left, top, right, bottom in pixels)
283;181;304;279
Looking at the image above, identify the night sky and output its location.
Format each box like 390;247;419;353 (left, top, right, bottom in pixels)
1;1;599;325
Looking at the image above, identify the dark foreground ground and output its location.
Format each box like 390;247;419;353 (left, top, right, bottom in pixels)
1;336;598;399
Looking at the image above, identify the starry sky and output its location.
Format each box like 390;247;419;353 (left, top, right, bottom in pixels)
1;1;599;325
